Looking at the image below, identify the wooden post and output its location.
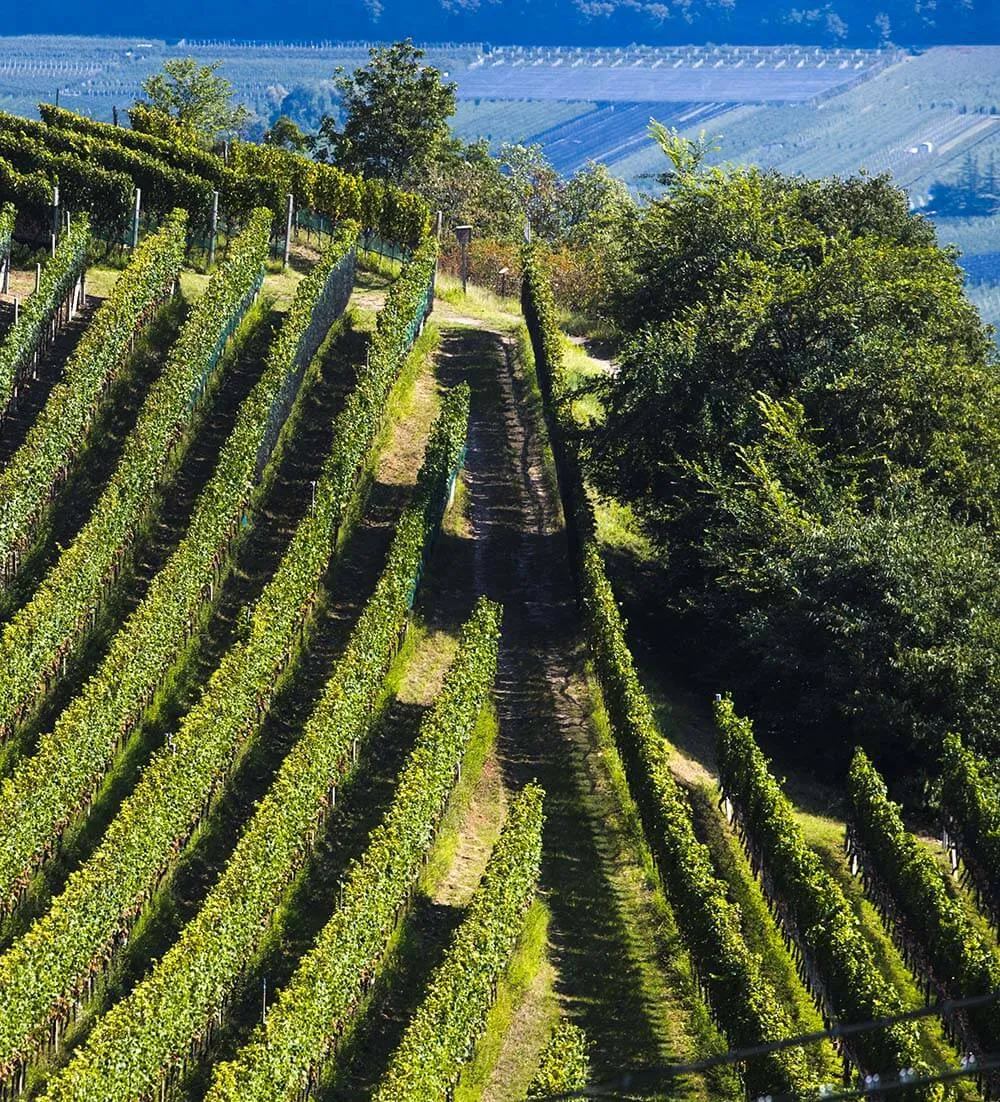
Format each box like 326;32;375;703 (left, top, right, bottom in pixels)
1;251;8;295
35;263;41;292
13;297;18;324
283;192;293;270
131;187;141;249
208;191;219;268
51;185;60;240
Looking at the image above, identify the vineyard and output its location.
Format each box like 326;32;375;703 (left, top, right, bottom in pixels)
2;96;1000;1102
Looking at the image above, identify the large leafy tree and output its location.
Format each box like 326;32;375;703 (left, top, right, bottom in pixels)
315;40;457;187
134;59;250;145
589;154;1000;768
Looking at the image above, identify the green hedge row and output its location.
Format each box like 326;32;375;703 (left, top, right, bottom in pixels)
41;104;225;185
374;784;544;1102
939;734;1000;931
0;113;215;234
715;701;928;1082
0;130;132;235
0;208;270;751
39;104;431;248
526;1022;591;1100
0;221;358;925
41;386;471;1102
0;214;90;419
521;242;814;1101
205;594;501;1102
0;210;186;583
847;750;1000;1053
0;155;54;215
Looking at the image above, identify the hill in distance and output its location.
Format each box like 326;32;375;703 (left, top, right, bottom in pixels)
5;0;1000;49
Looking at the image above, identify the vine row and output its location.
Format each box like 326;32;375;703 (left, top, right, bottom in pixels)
846;750;1000;1064
204;593;501;1102
374;783;544;1102
525;1022;591;1100
939;733;1000;933
715;700;928;1085
0;207;271;747
41;384;472;1102
0;215;90;424
0;239;438;1096
38;104;430;248
0;209;187;582
0;220;358;920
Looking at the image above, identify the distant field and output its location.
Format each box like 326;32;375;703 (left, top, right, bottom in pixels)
2;34;1000;305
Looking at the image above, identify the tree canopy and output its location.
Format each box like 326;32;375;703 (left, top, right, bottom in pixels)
315;39;457;188
587;156;1000;770
134;59;250;145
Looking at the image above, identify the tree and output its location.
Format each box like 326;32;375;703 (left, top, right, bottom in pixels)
264;115;309;153
135;59;250;145
587;160;1000;770
314;40;457;187
498;142;561;240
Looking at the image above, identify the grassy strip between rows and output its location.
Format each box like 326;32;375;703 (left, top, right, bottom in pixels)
0;216;90;420
847;750;1000;1056
0;210;186;577
521;241;814;1100
0;207;270;748
43;388;471;1102
374;785;544;1102
0;239;437;1092
203;592;500;1102
0;220;358;920
714;701;931;1089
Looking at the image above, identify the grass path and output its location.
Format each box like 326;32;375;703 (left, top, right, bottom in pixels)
418;298;726;1099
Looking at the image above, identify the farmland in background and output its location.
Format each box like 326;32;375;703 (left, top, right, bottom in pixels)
0;35;998;318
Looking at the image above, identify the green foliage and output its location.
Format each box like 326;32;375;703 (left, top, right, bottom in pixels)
847;750;1000;1049
648;121;721;186
0;158;52;219
316;39;458;188
37;104;431;249
0;112;216;234
0;129;132;235
205;595;501;1102
715;700;931;1087
0;221;357;926
587;164;1000;769
521;243;814;1101
264;115;309;153
136;58;251;145
0;215;90;417
375;785;544;1101
42;103;226;185
939;734;1000;925
0;211;186;583
0;209;268;754
525;1021;591;1099
30;242;446;1102
0;201;13;254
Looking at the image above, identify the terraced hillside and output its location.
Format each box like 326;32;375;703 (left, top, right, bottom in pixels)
3;104;1000;1102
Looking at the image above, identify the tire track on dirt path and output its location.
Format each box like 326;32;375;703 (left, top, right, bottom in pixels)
427;321;702;1090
